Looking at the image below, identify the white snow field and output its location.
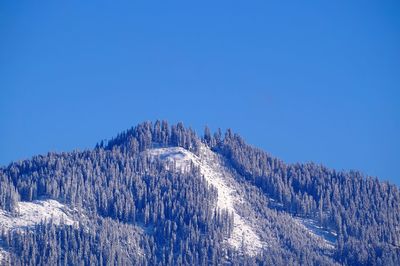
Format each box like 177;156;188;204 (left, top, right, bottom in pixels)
0;199;78;230
146;144;266;256
0;199;78;264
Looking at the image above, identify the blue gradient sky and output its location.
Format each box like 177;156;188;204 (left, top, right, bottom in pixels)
1;1;399;184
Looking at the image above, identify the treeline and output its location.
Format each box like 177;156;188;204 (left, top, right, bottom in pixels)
104;120;199;153
212;128;400;265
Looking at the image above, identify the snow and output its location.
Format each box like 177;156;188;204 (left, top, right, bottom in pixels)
294;217;337;249
0;199;78;231
0;199;79;263
146;144;266;256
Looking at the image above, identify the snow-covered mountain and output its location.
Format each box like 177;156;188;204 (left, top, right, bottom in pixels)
0;121;399;265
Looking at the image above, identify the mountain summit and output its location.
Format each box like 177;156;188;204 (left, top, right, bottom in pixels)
0;121;399;265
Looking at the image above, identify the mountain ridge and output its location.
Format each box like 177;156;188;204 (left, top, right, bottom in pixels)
0;120;399;265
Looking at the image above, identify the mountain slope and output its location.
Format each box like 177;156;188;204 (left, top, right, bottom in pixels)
147;145;267;255
0;121;399;265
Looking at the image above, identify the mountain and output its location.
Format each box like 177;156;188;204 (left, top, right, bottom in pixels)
0;121;399;265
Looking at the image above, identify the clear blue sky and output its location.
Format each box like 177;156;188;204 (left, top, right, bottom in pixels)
1;1;399;184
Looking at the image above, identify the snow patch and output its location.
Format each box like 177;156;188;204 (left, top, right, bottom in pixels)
0;199;78;230
294;217;337;249
146;144;266;256
0;199;78;263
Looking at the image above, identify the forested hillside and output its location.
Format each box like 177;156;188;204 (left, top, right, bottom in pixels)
0;121;399;265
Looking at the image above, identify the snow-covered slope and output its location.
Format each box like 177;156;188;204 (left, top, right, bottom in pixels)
146;144;266;256
0;199;79;264
0;199;78;230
